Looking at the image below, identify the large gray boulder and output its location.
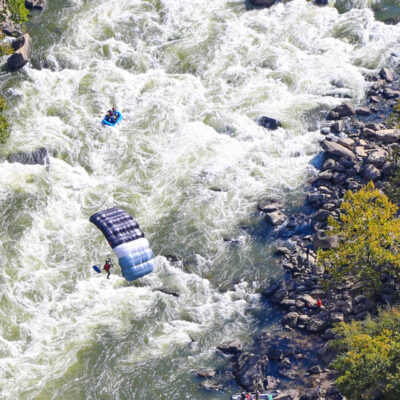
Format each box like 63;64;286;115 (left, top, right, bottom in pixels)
363;128;400;143
7;33;32;70
379;67;394;82
265;210;287;226
8;147;50;165
234;352;269;391
217;340;242;354
330;102;356;118
313;230;339;250
322;140;355;160
25;0;46;9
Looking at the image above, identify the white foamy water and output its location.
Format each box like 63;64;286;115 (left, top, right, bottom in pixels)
0;0;399;398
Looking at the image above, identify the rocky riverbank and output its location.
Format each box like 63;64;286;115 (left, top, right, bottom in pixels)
0;0;46;70
198;67;400;399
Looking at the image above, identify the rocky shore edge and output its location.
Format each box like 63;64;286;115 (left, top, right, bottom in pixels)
197;67;400;399
0;0;46;70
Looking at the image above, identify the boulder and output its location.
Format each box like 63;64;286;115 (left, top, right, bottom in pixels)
356;106;371;116
25;0;46;9
306;317;327;333
266;210;287;226
8;147;50;165
379;67;394;83
234;352;269;391
196;369;216;378
363;128;400;143
322;140;355;160
382;88;400;99
330;102;356;118
363;164;381;181
7;33;32;71
259;116;281;129
297;294;317;307
258;201;284;213
281;312;299;328
262;281;281;297
271;288;288;304
313;231;339;250
366;148;388;168
217;340;242;354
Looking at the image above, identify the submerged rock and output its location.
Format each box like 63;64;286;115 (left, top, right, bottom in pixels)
217;340;242;354
259;116;281;130
235;352;269;391
8;147;50;165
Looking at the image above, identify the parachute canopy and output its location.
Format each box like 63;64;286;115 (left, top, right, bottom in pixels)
89;207;154;281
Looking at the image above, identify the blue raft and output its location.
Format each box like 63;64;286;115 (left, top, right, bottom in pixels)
102;111;123;126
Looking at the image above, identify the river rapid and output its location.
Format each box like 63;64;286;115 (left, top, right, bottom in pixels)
0;0;399;398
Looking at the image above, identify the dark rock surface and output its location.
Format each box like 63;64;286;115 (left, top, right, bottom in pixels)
7;33;32;70
8;147;50;165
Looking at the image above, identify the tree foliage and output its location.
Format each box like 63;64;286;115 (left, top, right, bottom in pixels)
331;308;400;400
5;0;28;25
317;182;400;293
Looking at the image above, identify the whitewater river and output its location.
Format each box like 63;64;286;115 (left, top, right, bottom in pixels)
0;0;399;398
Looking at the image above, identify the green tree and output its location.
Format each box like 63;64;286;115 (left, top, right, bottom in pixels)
317;182;400;293
331;308;400;400
5;0;29;25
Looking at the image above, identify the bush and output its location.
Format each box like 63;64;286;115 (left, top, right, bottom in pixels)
331;308;400;400
5;0;29;25
317;182;400;293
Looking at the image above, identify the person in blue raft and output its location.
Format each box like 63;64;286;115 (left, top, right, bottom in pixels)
103;106;122;126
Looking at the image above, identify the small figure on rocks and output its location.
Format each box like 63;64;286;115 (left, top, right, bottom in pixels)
241;392;246;400
255;390;260;400
317;298;323;308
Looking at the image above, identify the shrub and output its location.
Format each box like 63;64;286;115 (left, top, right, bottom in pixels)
5;0;29;25
317;182;400;293
331;308;400;400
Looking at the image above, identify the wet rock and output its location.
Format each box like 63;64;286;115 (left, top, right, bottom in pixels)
7;33;32;70
262;281;281;297
259;201;284;213
306;317;327;333
259;116;281;129
275;247;291;256
382;88;400;99
0;21;22;37
266;210;287;226
363;164;381;181
282;312;299;328
25;0;46;9
313;209;329;222
271;288;288;304
364;128;400;143
313;231;339;250
330;102;356;118
356;106;371;116
196;369;216;378
217;340;242;354
379;67;394;83
322;140;355;160
297;294;316;306
8;147;50;165
330;121;343;133
235;352;269;391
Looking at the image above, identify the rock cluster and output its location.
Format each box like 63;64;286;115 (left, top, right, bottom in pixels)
203;68;400;398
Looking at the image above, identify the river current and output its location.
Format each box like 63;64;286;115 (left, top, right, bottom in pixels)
0;0;399;398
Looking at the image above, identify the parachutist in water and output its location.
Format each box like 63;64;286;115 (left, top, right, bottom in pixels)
103;258;113;279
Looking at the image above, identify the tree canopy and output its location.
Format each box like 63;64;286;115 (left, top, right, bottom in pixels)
317;182;400;292
331;308;400;400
